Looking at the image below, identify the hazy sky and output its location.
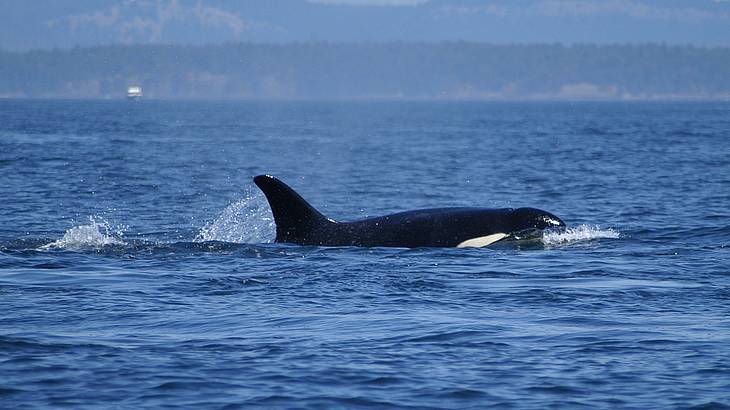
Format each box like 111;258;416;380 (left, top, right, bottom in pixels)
2;0;730;50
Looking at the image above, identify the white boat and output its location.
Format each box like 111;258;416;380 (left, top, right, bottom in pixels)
126;85;143;100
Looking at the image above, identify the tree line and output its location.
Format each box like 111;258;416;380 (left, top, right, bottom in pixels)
1;42;729;99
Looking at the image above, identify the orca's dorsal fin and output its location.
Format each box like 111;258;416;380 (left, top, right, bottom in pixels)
253;175;334;243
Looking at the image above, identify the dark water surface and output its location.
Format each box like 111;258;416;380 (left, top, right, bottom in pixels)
1;100;729;409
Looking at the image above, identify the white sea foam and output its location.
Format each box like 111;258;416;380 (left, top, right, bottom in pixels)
195;192;275;243
41;216;126;250
541;224;620;246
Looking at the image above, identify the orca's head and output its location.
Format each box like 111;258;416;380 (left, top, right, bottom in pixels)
510;207;566;235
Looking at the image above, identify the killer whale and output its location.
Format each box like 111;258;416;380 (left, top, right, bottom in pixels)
253;175;566;248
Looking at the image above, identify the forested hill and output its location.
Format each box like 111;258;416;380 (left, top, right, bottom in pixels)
2;43;729;100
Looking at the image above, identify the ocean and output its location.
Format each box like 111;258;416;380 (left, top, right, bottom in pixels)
1;99;729;409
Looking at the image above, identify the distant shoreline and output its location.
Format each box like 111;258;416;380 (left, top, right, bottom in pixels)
4;40;730;53
2;42;729;101
2;96;729;103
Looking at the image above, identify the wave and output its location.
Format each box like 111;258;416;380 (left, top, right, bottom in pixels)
39;216;126;250
541;224;620;246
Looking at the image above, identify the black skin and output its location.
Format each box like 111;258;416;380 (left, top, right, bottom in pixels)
254;175;566;248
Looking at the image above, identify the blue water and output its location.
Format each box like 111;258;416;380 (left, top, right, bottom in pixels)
1;100;729;409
